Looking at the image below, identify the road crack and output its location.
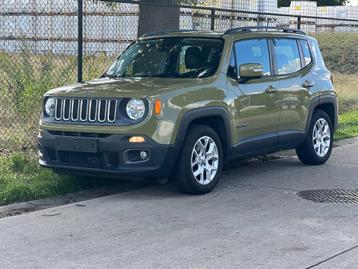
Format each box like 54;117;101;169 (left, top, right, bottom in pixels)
306;244;358;268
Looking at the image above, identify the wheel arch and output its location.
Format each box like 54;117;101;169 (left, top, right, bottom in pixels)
306;95;338;134
174;107;232;156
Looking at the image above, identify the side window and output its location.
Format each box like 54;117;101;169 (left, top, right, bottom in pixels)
234;39;271;76
273;39;301;75
300;40;312;67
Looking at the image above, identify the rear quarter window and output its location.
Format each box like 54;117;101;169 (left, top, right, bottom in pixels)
300;39;313;67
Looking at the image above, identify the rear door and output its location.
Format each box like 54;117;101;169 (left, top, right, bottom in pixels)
227;38;281;153
272;38;314;145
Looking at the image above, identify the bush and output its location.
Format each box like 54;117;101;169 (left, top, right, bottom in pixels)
0;49;114;152
315;33;358;74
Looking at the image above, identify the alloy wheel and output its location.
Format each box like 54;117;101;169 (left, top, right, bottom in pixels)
191;136;219;185
312;118;331;157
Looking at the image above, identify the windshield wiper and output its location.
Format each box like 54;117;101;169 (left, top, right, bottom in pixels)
103;73;122;79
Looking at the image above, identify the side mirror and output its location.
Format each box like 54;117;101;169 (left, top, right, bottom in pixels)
239;63;264;79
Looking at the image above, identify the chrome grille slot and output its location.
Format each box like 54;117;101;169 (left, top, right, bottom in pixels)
63;98;71;121
107;100;117;123
89;99;98;122
98;100;107;123
71;98;79;121
80;99;88;121
55;98;62;120
53;97;118;124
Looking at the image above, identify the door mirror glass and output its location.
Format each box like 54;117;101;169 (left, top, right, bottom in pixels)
239;63;263;78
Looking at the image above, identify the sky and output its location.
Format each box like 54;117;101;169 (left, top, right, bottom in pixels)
348;0;358;6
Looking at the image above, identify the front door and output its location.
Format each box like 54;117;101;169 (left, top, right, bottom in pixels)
227;38;281;154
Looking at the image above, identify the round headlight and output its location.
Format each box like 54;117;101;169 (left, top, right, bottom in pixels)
126;99;146;120
45;98;55;117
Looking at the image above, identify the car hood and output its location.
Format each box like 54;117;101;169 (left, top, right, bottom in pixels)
46;77;210;98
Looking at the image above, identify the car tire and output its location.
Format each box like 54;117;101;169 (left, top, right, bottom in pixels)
174;124;223;195
296;110;333;165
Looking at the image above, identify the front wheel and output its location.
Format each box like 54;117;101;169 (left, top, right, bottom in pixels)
296;110;333;165
173;124;223;195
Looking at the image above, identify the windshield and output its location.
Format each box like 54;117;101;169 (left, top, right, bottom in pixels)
105;37;224;79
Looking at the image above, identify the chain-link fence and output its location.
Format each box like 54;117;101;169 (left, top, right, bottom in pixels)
1;0;358;153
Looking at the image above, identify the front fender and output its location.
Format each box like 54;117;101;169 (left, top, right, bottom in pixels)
173;106;232;152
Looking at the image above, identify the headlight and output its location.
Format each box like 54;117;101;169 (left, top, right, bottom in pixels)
126;99;146;120
44;98;55;117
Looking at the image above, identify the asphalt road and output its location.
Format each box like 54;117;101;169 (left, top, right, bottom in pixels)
0;140;358;269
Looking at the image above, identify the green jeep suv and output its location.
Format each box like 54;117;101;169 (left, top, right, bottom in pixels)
39;27;337;194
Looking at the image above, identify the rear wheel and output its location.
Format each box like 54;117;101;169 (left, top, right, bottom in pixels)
296;110;333;165
174;124;223;194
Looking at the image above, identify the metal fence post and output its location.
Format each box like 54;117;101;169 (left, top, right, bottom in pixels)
297;16;302;30
210;9;215;30
77;0;83;83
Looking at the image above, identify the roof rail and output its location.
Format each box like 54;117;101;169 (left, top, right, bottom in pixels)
141;30;197;38
224;26;306;35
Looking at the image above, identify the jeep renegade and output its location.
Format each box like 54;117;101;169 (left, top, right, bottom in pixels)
39;27;337;194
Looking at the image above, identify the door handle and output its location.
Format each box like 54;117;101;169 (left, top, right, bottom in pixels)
265;86;278;94
302;81;315;89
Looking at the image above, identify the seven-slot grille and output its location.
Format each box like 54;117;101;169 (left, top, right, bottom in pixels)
54;98;118;123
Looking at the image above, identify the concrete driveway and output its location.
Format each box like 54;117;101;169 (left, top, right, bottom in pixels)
0;140;357;269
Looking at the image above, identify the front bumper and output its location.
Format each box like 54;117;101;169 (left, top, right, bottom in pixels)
38;130;179;178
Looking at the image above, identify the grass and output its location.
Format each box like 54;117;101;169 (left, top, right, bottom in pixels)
0;153;119;206
335;110;358;140
334;73;358;113
334;72;358;140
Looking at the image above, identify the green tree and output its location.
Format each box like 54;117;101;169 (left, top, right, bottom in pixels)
278;0;350;7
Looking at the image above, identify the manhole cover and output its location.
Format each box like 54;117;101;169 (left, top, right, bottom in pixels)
298;189;358;204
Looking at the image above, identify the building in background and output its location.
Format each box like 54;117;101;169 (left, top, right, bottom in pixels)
0;0;357;55
277;1;358;32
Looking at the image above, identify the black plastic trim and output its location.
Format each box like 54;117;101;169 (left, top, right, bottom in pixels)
305;96;320;134
230;130;305;160
277;130;305;146
320;95;338;132
175;106;232;153
38;130;178;178
233;132;277;152
305;95;338;133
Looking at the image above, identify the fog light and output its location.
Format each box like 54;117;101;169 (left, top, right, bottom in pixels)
124;149;150;164
129;136;145;143
140;150;148;160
